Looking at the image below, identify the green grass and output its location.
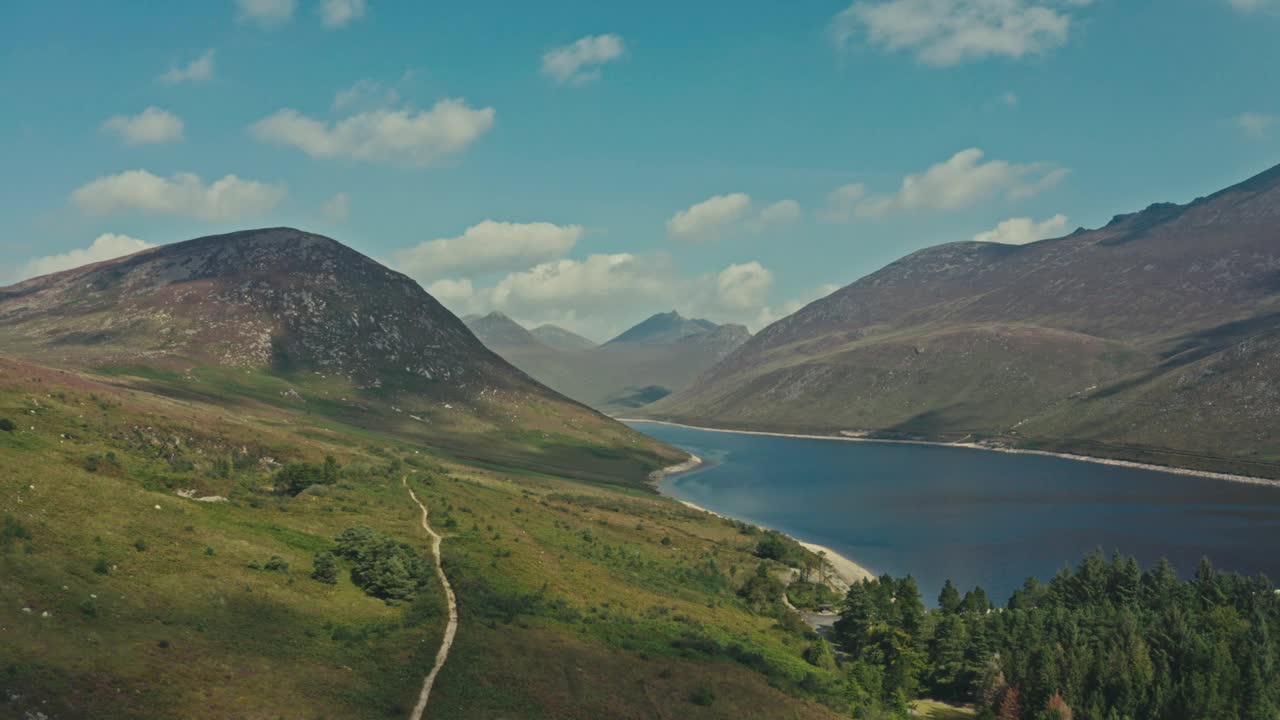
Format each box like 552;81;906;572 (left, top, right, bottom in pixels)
0;358;845;720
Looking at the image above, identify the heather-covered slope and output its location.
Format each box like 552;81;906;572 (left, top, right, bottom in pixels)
649;164;1280;478
0;228;679;485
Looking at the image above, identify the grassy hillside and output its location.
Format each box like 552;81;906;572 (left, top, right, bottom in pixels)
0;358;849;719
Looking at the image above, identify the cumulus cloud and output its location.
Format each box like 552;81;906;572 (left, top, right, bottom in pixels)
832;0;1088;66
14;233;154;283
70;170;286;221
102;107;184;145
851;148;1067;219
667;193;753;240
542;34;626;85
237;0;295;25
321;192;350;222
753;199;802;228
320;0;366;28
973;214;1069;245
710;262;774;311
1234;112;1276;138
333;78;399;111
159;50;215;84
393;221;584;282
250;100;495;166
819;183;868;222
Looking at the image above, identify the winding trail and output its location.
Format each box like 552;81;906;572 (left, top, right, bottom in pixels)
403;476;458;720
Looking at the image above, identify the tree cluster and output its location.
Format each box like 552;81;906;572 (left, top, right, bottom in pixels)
831;551;1279;720
333;526;432;604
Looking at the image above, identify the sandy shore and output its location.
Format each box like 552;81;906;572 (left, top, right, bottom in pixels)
621;418;1280;489
648;453;704;481
670;497;873;590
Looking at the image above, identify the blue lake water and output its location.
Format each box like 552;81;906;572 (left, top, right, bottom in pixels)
627;421;1280;605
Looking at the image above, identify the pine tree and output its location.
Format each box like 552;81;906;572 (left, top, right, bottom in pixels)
939;579;962;614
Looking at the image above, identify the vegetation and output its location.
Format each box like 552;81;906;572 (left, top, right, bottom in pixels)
830;550;1280;719
334;526;433;604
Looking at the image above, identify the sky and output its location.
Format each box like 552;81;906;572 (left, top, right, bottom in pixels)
2;0;1278;341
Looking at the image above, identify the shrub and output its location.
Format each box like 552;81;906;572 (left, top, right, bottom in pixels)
93;558;111;575
263;556;289;573
335;526;431;603
2;515;33;549
0;418;15;432
689;685;716;706
312;551;339;585
84;455;101;473
133;539;148;552
80;599;98;618
274;459;341;496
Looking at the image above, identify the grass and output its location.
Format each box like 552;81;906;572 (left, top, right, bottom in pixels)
910;699;977;719
0;357;846;719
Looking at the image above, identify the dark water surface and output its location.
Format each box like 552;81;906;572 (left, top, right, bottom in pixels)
628;421;1280;604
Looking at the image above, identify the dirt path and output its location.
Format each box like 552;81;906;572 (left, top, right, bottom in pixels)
403;476;458;720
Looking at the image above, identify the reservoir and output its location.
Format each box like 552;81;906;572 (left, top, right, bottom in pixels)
627;420;1280;604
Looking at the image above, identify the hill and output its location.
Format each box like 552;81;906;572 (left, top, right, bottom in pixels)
531;323;597;351
0;228;849;719
0;228;675;486
646;163;1280;478
605;311;720;346
465;311;751;414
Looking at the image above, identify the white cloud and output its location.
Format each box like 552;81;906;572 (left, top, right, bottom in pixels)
102;107;184;145
1227;0;1280;13
70;170;285;221
667;193;753;240
668;194;803;238
250;100;495;166
832;0;1086;66
973;214;1069;245
14;233;154;283
320;0;366;28
754;199;802;228
712;262;774;310
819;183;868;223
393;221;584;282
237;0;294;25
321;192;350;222
333;78;399;111
425;277;476;310
1234;112;1276;138
541;34;626;85
159;50;215;84
852;148;1067;219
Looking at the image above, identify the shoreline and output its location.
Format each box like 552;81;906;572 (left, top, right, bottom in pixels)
665;494;873;590
622;418;1280;490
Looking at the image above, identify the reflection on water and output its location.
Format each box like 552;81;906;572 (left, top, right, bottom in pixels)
629;421;1280;604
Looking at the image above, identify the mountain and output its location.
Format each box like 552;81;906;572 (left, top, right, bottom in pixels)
465;311;546;349
0;227;678;484
648;163;1280;478
464;310;751;414
605;311;719;345
531;323;597;351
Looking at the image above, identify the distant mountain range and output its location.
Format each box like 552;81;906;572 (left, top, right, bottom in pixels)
0;228;677;484
464;310;750;414
646;163;1280;479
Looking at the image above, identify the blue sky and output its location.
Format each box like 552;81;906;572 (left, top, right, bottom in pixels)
3;0;1278;340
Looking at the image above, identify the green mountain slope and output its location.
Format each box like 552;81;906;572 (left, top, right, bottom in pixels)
0;229;849;719
647;163;1280;478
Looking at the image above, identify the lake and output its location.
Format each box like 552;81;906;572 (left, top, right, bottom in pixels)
627;420;1280;605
